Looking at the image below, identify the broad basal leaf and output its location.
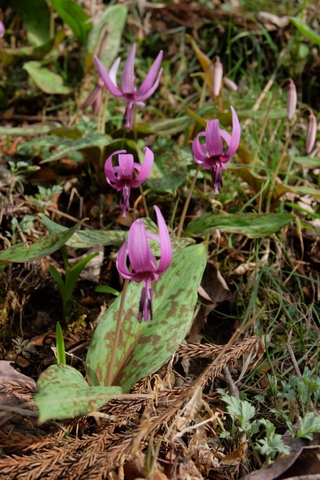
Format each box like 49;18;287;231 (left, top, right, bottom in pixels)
86;5;127;69
34;364;122;422
86;244;206;392
51;0;92;46
12;0;51;45
185;213;294;239
23;61;72;95
0;220;83;265
17;133;112;163
39;214;194;251
145;145;189;194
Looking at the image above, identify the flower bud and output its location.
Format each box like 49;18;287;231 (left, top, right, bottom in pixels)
306;111;317;154
223;76;238;91
213;56;223;97
286;80;297;120
0;20;5;38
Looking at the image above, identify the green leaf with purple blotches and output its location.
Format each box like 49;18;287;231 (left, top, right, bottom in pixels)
0;220;84;265
86;244;206;392
185;212;294;239
34;364;122;423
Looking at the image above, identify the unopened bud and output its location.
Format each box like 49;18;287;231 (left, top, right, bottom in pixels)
213;56;223;97
223;76;238;92
0;20;5;38
306;112;317;154
286;80;297;120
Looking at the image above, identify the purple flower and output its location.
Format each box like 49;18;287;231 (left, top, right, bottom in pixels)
82;78;104;115
0;21;5;38
94;44;163;131
116;206;172;322
192;107;241;194
105;147;153;217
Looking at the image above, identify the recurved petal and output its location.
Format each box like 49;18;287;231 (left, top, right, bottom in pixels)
205;120;223;157
130;147;154;187
128;220;158;274
116;242;134;280
154;206;172;274
138;51;163;99
222;106;241;161
109;57;121;86
94;56;122;97
121;44;136;95
118;154;135;179
192;133;207;163
104;150;127;184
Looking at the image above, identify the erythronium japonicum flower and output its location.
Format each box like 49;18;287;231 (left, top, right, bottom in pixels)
116;206;172;322
94;44;163;131
192;106;241;194
105;147;154;217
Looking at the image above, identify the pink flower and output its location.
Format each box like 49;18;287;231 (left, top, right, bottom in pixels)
116;206;172;322
105;147;154;217
94;44;163;131
192;107;241;194
0;21;5;38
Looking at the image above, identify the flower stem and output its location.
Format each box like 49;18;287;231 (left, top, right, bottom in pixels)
258;78;291;146
177;164;201;238
107;278;129;386
265;108;308;213
139;184;149;217
97;89;109;134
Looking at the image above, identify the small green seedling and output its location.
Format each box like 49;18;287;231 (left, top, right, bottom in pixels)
55;322;66;365
50;246;99;318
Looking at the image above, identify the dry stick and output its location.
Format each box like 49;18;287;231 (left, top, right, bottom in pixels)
107;279;130;386
176;164;201;238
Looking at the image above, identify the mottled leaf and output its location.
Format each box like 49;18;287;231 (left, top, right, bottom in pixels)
23;61;72;95
0;220;83;265
3;31;65;62
17;133;112;163
145;145;189;194
51;0;92;46
86;244;207;392
39;214;194;251
185;213;294;239
34;364;121;422
87;5;127;69
0;123;60;136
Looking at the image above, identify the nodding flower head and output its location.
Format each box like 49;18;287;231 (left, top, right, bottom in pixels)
94;44;163;131
192;106;241;194
104;147;154;217
116;206;172;322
